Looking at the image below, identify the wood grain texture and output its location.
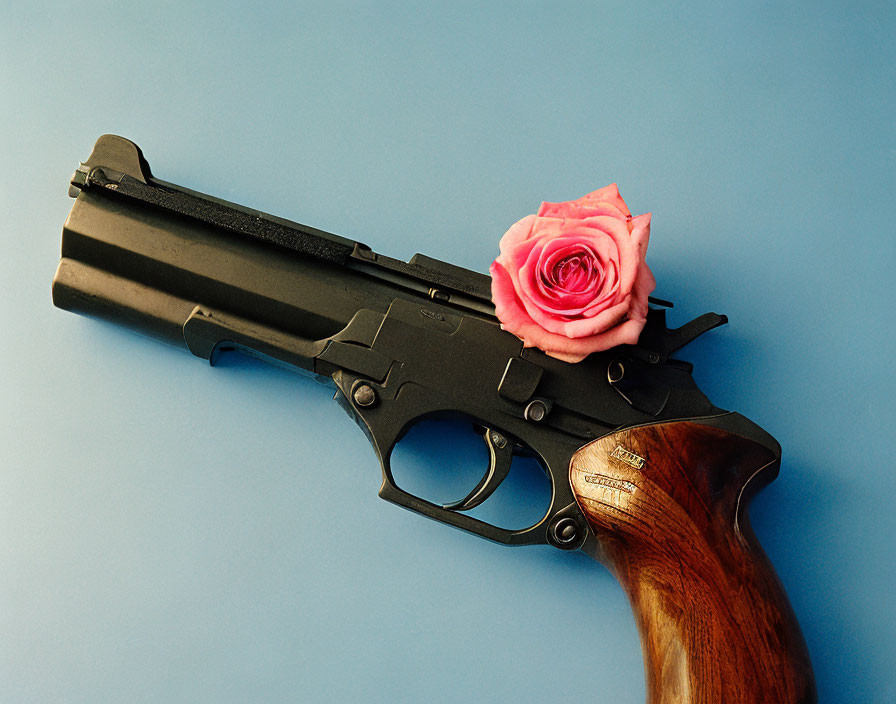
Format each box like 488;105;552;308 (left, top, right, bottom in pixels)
570;420;816;704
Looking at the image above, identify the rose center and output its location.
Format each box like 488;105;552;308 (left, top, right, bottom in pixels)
546;252;599;292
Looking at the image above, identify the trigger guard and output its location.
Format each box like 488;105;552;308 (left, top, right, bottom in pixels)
333;373;581;547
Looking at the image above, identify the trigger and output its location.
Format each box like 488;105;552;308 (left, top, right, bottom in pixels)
442;428;513;512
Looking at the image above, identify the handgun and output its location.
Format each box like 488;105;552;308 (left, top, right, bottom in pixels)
52;135;816;704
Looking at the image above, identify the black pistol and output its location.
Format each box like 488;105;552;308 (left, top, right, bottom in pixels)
52;135;816;704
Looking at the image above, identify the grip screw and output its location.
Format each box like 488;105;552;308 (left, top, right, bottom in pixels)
524;399;548;422
352;383;377;408
550;517;580;547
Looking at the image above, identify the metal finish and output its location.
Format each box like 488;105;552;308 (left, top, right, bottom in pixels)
352;383;378;408
53;134;736;549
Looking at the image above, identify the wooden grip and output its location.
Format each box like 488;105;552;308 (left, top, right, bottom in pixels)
570;420;816;704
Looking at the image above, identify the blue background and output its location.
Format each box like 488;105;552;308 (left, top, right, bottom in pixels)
2;2;894;702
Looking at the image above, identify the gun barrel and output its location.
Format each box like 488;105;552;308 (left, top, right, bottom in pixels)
51;136;494;372
52;187;384;366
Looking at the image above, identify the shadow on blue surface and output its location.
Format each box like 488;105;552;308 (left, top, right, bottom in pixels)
750;461;875;703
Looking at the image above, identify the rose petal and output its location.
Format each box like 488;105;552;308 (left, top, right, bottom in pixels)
553;295;631;338
630;212;651;260
489;260;530;339
574;184;631;218
520;316;642;363
629;260;656;320
491;267;647;363
539;243;601;296
518;244;596;332
496;214;538;256
539;239;599;283
498;222;549;301
578;215;637;298
518;239;612;320
537;200;628;221
516;228;626;322
538;230;619;275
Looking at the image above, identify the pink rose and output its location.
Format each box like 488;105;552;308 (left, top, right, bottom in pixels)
490;185;655;363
